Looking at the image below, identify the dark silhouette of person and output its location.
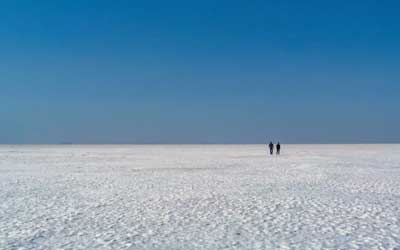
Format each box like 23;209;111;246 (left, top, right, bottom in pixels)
268;142;274;155
276;142;281;155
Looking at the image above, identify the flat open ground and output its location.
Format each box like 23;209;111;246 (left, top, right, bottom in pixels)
1;145;400;249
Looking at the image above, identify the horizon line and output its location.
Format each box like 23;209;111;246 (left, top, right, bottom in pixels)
1;143;399;146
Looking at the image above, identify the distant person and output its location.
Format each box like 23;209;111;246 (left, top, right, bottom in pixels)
268;141;274;155
276;142;281;155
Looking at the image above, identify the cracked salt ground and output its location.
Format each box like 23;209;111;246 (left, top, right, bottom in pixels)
1;145;400;249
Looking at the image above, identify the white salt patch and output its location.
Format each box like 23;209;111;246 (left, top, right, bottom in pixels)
0;144;400;249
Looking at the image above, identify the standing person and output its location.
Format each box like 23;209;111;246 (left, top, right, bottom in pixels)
268;141;274;155
276;142;281;155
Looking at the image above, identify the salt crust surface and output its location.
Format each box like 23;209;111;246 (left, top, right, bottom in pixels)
1;145;400;249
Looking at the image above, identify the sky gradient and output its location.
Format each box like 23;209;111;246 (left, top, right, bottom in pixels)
1;0;399;143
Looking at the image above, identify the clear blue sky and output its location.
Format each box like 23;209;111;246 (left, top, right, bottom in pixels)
1;0;399;143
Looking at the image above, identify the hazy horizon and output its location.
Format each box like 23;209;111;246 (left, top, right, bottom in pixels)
1;142;399;145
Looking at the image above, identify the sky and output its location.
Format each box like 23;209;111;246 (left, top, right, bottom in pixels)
1;0;399;144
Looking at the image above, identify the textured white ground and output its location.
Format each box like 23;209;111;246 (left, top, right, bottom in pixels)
1;145;400;250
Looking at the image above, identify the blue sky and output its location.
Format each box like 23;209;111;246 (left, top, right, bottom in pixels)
1;0;399;143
